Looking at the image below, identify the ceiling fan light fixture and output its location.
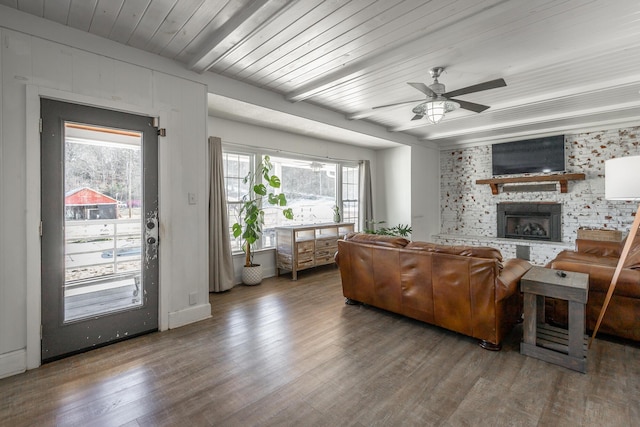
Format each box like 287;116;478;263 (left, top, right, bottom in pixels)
425;100;459;124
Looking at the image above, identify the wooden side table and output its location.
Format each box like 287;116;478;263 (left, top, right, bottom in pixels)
520;266;589;373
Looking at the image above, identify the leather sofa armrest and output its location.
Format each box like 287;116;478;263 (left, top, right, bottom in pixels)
575;239;621;257
496;258;532;301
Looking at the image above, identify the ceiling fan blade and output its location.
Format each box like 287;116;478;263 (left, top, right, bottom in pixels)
408;82;437;98
443;78;506;98
372;99;425;110
451;98;490;113
411;114;424;121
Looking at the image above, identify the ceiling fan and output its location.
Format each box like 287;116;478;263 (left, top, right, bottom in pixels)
373;67;506;124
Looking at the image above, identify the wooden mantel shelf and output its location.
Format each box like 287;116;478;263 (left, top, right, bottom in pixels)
476;173;586;195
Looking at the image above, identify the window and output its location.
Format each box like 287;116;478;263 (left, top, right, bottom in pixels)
223;152;251;252
222;150;359;253
342;165;359;230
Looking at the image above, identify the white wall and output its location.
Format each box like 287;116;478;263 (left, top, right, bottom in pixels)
376;146;413;230
373;145;441;241
0;23;210;378
411;144;440;241
208;116;379;283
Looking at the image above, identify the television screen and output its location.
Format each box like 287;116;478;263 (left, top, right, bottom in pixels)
492;135;565;176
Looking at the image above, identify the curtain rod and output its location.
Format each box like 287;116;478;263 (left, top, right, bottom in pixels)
218;139;362;164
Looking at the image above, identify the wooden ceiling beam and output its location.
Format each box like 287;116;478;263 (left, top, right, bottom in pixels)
188;0;296;73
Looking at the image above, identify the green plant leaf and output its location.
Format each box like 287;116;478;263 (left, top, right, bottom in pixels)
232;223;242;238
283;208;294;220
253;183;267;196
271;175;282;188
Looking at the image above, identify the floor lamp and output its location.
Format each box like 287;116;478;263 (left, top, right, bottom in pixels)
589;155;640;348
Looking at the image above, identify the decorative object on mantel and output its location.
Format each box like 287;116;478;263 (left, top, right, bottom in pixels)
576;227;623;242
476;173;586;195
590;155;640;347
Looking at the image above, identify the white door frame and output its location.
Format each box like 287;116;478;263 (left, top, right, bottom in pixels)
25;85;167;369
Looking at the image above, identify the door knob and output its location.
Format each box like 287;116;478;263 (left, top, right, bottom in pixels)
147;237;156;244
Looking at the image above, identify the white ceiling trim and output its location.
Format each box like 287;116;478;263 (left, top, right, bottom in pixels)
436;117;640;150
203;72;427;148
424;101;640;141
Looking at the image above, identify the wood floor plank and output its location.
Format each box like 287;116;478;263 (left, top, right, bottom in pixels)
1;266;639;426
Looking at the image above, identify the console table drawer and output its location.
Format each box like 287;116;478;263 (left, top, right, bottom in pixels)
316;238;337;249
315;254;335;265
296;258;315;269
296;240;315;255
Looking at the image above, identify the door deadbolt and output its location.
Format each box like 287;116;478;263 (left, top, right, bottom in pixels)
147;237;156;244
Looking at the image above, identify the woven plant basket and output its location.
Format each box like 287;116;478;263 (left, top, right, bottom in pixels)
241;264;263;285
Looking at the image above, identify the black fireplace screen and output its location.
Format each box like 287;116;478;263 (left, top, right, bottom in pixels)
497;203;561;242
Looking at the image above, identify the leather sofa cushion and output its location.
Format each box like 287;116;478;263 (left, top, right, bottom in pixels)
344;232;409;248
406;242;503;262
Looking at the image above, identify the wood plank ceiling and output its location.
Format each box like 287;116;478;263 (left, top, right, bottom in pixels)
2;0;640;149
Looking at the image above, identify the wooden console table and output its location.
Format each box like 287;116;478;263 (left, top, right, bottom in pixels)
275;223;354;280
520;266;589;373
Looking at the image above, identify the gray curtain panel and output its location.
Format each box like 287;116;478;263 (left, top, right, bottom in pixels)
359;160;373;232
208;137;235;292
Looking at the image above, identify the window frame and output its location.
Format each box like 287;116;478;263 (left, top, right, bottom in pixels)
222;147;359;254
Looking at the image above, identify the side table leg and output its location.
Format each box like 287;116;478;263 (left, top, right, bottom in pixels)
568;300;585;358
523;292;537;345
536;295;545;322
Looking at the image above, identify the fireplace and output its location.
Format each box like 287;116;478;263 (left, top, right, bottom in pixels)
497;202;561;242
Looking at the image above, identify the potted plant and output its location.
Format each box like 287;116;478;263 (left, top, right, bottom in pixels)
365;220;412;237
232;155;293;285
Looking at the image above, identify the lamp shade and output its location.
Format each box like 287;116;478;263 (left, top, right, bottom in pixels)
605;155;640;200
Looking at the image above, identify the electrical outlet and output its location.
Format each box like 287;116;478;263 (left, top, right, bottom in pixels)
189;292;197;305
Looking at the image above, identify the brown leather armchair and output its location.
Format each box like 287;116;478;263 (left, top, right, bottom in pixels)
335;233;531;350
546;237;640;341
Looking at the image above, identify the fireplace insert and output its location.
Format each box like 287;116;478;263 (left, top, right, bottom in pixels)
497;202;561;242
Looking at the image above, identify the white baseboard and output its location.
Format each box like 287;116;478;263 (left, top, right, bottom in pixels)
0;349;26;379
167;303;211;329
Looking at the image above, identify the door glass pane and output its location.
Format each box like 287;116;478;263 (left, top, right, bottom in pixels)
64;122;143;322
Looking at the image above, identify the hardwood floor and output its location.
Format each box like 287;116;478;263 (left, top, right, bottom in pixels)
1;266;639;426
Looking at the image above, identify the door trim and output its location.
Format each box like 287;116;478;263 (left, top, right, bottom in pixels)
25;86;165;369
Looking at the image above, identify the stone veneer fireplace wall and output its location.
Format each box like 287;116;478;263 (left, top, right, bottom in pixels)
434;126;640;265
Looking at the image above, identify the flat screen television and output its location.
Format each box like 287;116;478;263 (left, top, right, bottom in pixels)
492;135;565;176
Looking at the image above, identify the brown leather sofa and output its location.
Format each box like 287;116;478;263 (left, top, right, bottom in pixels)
546;236;640;341
335;233;532;350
